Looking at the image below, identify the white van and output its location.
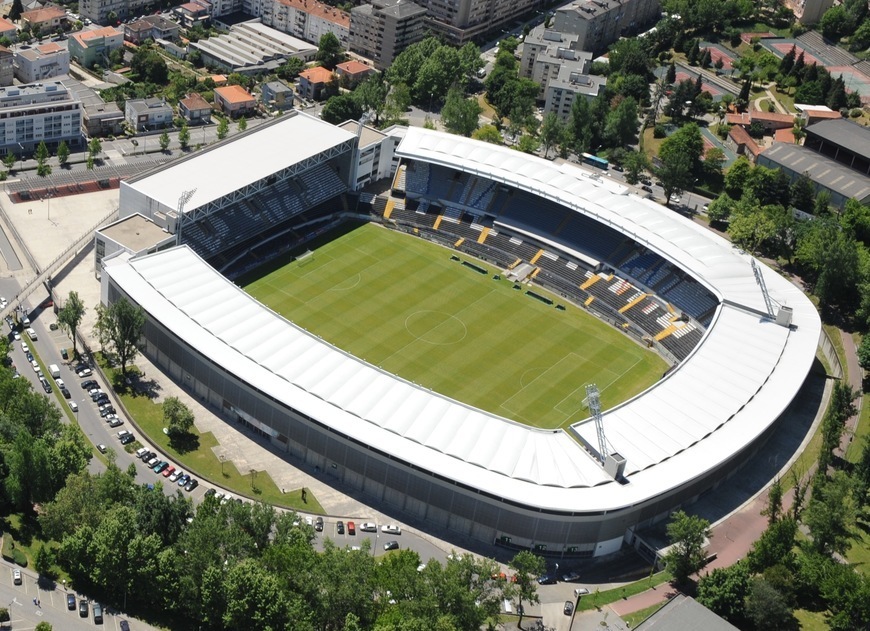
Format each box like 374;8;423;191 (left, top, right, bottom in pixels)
49;363;61;379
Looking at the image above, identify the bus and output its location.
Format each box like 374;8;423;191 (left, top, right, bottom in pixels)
580;153;609;170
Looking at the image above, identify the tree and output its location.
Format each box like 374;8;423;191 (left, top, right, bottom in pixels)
508;551;545;629
238;117;247;132
663;510;711;585
57;140;69;167
747;517;798;573
471;125;503;144
706;193;736;224
440;88;482;137
163;396;195;437
666;62;677;84
539;113;566;158
88;137;102;160
724;156;753;199
57;291;86;357
820;5;856;41
157;131;169;151
858;334;870;371
321;93;363;125
93;297;145;377
745;578;794;629
179;123;190;150
804;470;857;556
623;150;649;185
35;140;49;165
131;47;169;84
35;623;52;631
353;74;389;125
604;97;639;148
8;0;23;20
216;118;229;140
3;150;14;171
277;56;305;81
790;172;815;212
696;562;750;624
87;154;94;170
316;32;343;69
795;218;860;310
35;544;53;578
516;134;540;154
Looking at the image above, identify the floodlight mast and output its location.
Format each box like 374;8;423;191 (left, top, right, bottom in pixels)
175;188;197;247
584;383;608;464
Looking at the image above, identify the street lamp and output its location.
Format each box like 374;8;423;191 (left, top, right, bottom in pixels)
219;453;225;476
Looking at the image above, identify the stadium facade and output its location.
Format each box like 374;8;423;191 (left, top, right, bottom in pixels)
101;120;821;558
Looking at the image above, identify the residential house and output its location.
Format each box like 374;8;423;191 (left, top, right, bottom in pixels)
125;98;174;131
174;0;211;28
259;0;350;49
213;84;256;117
297;65;333;101
0;17;17;41
124;15;180;44
69;26;124;68
179;92;213;124
794;104;843;125
335;60;374;87
20;6;66;35
260;80;294;110
0;47;12;86
13;42;69;83
726;125;762;162
350;0;425;70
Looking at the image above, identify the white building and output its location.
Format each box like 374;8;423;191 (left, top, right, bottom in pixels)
256;0;350;48
339;119;402;189
14;42;70;83
553;0;661;53
0;81;82;154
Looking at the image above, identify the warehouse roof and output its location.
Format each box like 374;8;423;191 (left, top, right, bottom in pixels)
805;118;870;159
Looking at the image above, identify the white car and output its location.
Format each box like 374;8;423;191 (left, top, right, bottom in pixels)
380;524;401;535
31;360;39;372
169;470;183;482
77;367;92;377
55;378;65;389
21;342;28;353
359;522;378;532
26;327;36;340
13;568;21;585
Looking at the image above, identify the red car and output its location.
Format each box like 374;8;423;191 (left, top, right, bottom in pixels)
347;521;356;535
162;466;176;478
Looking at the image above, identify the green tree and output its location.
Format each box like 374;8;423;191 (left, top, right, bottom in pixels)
724;156;753;199
35;544;53;578
37;162;52;177
238;117;247;132
163;396;195;437
539;113;565;158
604;97;639;148
159;131;170;151
57;140;69;167
179;123;190;150
277;56;305;81
748;516;798;574
131;47;169;83
805;470;857;556
508;551;546;629
623;150;649;185
316;32;344;69
663;510;711;585
795;218;861;310
216;118;229;140
706;193;736;224
820;5;856;41
35;140;49;165
87;154;95;170
696;562;750;624
516;134;540;154
93;297;145;377
657;123;703;202
321;93;363;126
3;150;15;171
88;137;102;159
413;46;462;107
858;334;870;371
471;124;503;144
745;578;794;629
440;88;482;137
8;0;23;20
789;172;815;212
57;291;86;357
353;74;389;126
35;622;52;631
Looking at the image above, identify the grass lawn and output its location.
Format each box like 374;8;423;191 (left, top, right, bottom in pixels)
622;601;666;627
575;571;673;612
244;224;666;428
794;608;829;630
0;514;69;582
98;357;323;514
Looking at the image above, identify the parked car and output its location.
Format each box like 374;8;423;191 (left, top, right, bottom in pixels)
109;418;124;428
563;600;574;616
347;521;356;535
93;602;104;623
60;387;71;399
61;348;68;360
120;433;135;445
97;444;108;453
153;461;169;474
77;367;93;377
119;620;130;631
315;516;324;532
336;521;344;535
40;378;52;393
100;406;116;417
13;568;21;585
169;470;183;482
67;593;76;610
177;474;191;487
537;573;557;585
381;524;401;535
184;478;199;492
562;571;581;583
359;522;377;532
81;379;98;390
79;599;89;617
641;185;653;193
384;541;399;551
205;488;216;498
163;466;176;478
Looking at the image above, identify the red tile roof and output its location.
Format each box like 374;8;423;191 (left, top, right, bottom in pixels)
726;112;751;126
210;74;227;85
181;92;211;111
729;125;762;156
72;26;122;47
0;17;17;32
774;127;795;143
214;85;255;105
276;0;350;28
21;6;66;24
750;110;795;124
300;66;334;84
37;42;62;53
336;60;372;75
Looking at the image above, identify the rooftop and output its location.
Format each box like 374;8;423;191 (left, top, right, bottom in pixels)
214;84;254;104
805;118;870;159
123;111;355;215
336;60;372;75
635;595;739;631
127;98;171;114
762;142;870;201
370;0;426;19
180;92;211;111
0;17;17;31
72;26;123;47
728;125;761;156
21;6;65;23
750;110;796;124
339;119;386;147
37;42;62;53
99;213;173;253
127;15;178;31
300;66;334;83
276;0;350;27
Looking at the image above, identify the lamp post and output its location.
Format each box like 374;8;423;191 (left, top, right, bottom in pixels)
219;453;225;476
175;188;197;246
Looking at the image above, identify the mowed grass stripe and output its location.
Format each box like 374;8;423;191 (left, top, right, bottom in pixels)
244;224;667;429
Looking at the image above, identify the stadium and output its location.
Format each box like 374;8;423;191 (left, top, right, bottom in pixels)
99;111;821;558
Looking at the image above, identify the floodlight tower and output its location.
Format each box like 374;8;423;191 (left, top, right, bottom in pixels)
584;383;608;464
175;188;197;247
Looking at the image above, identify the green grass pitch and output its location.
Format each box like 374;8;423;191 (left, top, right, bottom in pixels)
244;223;667;429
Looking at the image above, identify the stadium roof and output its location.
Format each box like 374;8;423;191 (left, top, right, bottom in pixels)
106;126;820;513
124;111;355;215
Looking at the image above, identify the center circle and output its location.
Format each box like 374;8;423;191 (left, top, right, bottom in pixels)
405;310;467;345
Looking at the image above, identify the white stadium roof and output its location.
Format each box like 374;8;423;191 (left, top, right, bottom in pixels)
127;111;356;215
106;128;821;514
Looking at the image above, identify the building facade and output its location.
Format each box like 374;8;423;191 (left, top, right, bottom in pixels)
0;17;17;41
20;6;66;34
350;0;426;70
69;26;124;68
254;0;350;48
179;92;213;124
0;47;12;87
298;65;333;100
124;16;180;44
13;42;69;83
260;80;294;109
125;98;174;131
213;85;256;116
552;0;661;54
417;0;539;45
0;81;82;153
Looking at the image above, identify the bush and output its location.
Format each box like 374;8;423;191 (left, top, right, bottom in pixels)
12;548;27;567
653;124;667;138
850;108;862;118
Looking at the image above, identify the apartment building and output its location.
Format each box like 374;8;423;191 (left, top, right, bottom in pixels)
69;26;124;68
419;0;538;45
552;0;661;53
124;15;181;44
256;0;350;48
0;47;12;86
0;81;82;154
350;0;426;70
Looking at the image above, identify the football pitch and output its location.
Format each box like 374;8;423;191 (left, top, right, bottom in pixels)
244;224;667;429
